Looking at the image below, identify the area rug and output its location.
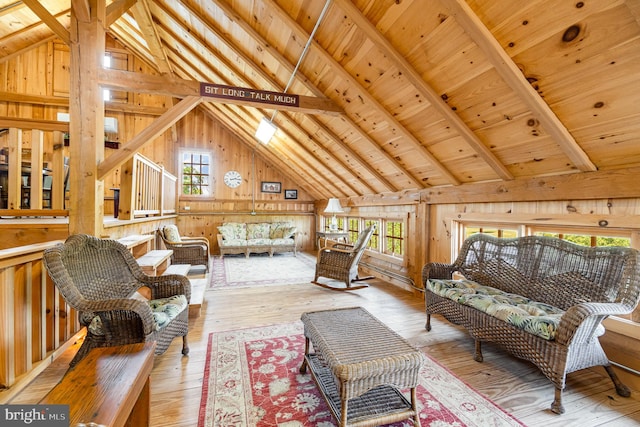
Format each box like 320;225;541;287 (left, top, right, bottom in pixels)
210;253;316;289
198;322;525;427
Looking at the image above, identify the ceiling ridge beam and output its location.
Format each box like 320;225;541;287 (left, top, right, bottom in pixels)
333;0;511;183
161;40;348;199
207;0;411;191
155;2;380;195
262;0;462;187
441;0;597;172
23;0;70;44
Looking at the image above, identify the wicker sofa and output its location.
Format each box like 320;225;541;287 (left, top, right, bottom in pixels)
216;221;297;258
422;233;640;414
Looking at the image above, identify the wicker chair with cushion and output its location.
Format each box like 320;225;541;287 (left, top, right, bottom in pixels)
312;224;376;291
43;234;191;367
159;224;210;272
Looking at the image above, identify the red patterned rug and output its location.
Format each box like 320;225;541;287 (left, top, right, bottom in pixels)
198;322;526;427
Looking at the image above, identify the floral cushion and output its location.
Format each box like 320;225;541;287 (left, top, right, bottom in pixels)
247;238;271;246
163;225;181;243
271;238;295;246
87;294;188;335
270;223;296;239
247;223;271;239
218;222;247;240
219;238;247;247
426;278;603;341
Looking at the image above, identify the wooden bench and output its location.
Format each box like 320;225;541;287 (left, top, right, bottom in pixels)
40;342;155;427
117;234;154;258
136;249;173;275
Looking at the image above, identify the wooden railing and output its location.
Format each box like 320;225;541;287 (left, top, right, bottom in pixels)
118;153;177;219
0;241;83;403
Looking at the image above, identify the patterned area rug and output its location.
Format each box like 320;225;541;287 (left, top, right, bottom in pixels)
210;253;316;289
198;322;526;427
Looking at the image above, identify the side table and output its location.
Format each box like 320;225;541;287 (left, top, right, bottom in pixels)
315;230;348;249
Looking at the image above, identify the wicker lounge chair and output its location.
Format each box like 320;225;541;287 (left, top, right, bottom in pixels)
43;234;191;367
159;224;210;272
312;225;375;291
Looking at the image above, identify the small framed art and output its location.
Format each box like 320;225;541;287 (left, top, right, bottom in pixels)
261;181;281;193
284;189;298;199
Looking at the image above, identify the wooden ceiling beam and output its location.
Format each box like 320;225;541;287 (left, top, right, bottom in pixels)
0;90;168;116
130;0;172;74
334;0;510;183
202;103;333;200
261;0;452;188
0;116;68;132
205;0;399;193
105;0;136;27
164;43;347;199
22;0;69;44
442;0;597;172
97;95;201;179
153;3;374;195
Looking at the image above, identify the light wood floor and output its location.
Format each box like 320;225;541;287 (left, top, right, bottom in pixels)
11;260;640;426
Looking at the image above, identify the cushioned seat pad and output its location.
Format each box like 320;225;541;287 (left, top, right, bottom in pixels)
426;278;604;341
88;294;189;335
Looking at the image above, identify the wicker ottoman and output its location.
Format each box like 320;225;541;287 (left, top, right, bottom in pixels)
299;307;424;427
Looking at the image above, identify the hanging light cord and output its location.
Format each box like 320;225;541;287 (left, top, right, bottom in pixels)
269;0;332;123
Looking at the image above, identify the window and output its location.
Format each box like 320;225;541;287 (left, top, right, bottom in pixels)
384;220;404;256
364;219;380;251
324;216;345;232
182;152;211;195
346;218;360;243
532;231;630;248
464;226;518;239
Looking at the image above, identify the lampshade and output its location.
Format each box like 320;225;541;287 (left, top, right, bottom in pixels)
324;198;343;213
255;117;277;144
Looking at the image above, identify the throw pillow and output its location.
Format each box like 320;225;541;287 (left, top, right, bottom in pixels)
163;225;181;243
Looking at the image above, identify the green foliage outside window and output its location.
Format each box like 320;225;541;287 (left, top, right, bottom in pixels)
535;232;630;248
182;153;210;195
384;221;404;256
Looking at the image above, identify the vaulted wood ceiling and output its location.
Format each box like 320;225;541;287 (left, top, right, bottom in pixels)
2;0;640;200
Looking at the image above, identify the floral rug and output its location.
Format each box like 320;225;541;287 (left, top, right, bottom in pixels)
198;322;526;427
209;253;316;289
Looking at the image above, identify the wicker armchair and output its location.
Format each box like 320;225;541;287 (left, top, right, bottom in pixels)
43;234;191;367
159;225;210;272
312;225;376;291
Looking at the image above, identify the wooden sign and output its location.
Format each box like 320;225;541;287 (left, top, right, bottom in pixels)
200;83;299;108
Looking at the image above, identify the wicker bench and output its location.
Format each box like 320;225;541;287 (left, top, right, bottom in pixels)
300;307;424;427
422;234;640;414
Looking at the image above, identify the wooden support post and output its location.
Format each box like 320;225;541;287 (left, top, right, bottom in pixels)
68;0;106;236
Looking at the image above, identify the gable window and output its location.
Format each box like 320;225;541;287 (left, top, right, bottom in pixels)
182;151;211;196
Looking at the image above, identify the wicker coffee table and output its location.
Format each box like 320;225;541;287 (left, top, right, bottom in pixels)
299;307;424;427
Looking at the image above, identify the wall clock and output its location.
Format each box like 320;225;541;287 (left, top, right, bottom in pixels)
223;170;242;188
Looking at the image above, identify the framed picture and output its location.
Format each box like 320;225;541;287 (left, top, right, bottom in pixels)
261;181;281;193
284;189;298;199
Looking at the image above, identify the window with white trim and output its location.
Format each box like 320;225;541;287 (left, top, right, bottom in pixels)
181;151;211;196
